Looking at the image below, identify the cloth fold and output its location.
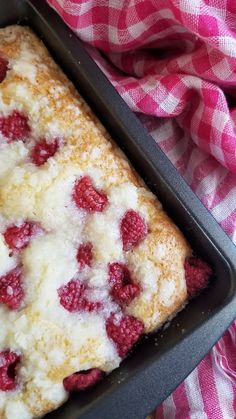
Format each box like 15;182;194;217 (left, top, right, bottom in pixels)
47;1;236;417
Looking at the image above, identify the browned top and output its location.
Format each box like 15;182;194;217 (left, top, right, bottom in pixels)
0;25;191;419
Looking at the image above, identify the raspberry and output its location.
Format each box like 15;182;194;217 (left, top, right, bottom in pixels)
108;262;140;304
0;56;8;83
0;350;21;391
58;279;101;312
4;222;41;251
184;256;212;298
0;111;30;142
120;210;147;251
63;368;103;392
73;176;108;212
31;138;59;166
77;243;93;270
106;314;144;357
0;266;23;310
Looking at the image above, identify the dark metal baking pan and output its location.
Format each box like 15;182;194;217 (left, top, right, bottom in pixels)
0;1;236;418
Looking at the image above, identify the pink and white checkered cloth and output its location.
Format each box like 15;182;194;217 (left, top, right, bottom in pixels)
47;1;236;417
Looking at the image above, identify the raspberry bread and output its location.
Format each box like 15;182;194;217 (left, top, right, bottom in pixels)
0;25;211;419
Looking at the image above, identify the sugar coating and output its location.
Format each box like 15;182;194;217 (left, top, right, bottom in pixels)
5;401;31;419
0;25;191;418
0;236;16;277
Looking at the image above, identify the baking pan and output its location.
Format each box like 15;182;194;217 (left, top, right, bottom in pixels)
0;1;236;418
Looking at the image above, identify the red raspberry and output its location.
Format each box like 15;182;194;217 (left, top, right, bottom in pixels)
184;256;212;298
58;279;101;312
106;314;144;357
77;243;93;270
0;111;30;142
0;266;23;310
120;210;147;251
31;138;59;166
63;368;103;392
4;222;41;251
73;176;108;213
0;56;8;83
0;350;21;391
108;262;140;305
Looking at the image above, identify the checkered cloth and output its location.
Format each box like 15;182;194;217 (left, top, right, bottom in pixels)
47;1;236;417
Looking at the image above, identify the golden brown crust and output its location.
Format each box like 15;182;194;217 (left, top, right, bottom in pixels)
0;25;191;418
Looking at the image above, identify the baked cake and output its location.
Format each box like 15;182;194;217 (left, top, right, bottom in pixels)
0;25;212;419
